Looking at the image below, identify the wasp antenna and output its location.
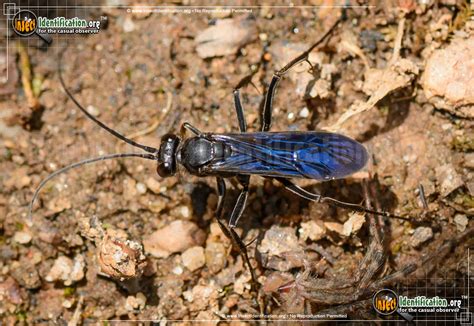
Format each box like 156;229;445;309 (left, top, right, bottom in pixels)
27;152;155;226
58;49;158;154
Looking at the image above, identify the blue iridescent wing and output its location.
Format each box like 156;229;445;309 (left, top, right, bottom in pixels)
204;132;368;180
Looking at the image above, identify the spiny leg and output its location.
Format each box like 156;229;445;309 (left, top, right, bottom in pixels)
214;177;258;289
228;175;250;228
353;179;386;291
233;89;247;133
231;88;267;309
261;17;343;132
180;122;202;137
274;177;411;221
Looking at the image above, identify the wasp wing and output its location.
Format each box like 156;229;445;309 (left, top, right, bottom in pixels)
204;132;368;180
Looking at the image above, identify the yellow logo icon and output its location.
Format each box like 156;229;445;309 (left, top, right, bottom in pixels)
373;289;399;315
12;10;38;37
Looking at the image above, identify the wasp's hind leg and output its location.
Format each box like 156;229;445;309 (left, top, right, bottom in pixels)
261;17;342;132
214;177;258;287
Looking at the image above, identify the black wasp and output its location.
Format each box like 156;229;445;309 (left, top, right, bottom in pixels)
29;17;408;287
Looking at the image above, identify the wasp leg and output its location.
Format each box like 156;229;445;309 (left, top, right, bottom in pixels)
233;89;247;133
261;17;342;132
228;175;250;228
215;177;258;289
180;122;202;137
274;177;410;221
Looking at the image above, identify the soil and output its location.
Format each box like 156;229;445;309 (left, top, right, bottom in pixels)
0;1;473;323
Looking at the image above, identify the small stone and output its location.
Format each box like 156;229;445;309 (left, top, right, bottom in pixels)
86;105;100;117
435;164;464;197
188;284;218;311
195;18;257;58
143;220;206;258
125;292;146;311
410;227;433;248
454;214;468;232
464;153;474;169
62;299;73;308
98;235;147;280
13;231;32;244
45;255;85;286
342;213;366;236
299;221;325;241
136;182;147;194
259;33;268;41
205;242;227;273
172;265;183;275
145;177;161;194
259;226;300;256
0;277;24;305
10;261;41;289
287;112;295;122
181;246;205;272
259;226;304;271
324;222;344;235
422;37;474;118
123;178;137;200
122;16;136;33
179;205;190;219
131;3;152;19
299;107;310;118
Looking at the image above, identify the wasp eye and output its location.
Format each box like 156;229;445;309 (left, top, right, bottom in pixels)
157;162;175;178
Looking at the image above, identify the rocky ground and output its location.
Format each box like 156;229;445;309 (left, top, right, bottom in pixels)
0;1;473;323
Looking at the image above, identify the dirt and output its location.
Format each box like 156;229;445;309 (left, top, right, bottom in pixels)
0;1;473;323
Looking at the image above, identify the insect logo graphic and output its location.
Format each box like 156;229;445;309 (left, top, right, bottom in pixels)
373;289;399;315
12;10;38;36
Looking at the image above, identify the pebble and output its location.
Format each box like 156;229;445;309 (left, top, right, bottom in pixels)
123;178;138;200
0;277;23;305
259;226;304;271
179;205;190;219
45;255;85;286
13;231;32;244
187;284;218;311
172;265;183;275
454;214;468;232
195;18;257;58
287;112;295;122
464;153;474;169
62;299;73;308
98;235;147;280
135;182;147;194
131;3;152;19
205;242;227;273
410;227;433;248
299;107;310;118
86;105;100;117
181;246;205;272
342;213;366;236
143;220;206;258
324;222;344;235
435;164;464;197
298;221;325;241
122;16;136;33
422;37;474;118
125;292;146;311
259;226;300;257
145;177;161;194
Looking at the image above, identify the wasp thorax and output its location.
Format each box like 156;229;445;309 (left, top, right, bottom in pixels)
157;134;180;177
